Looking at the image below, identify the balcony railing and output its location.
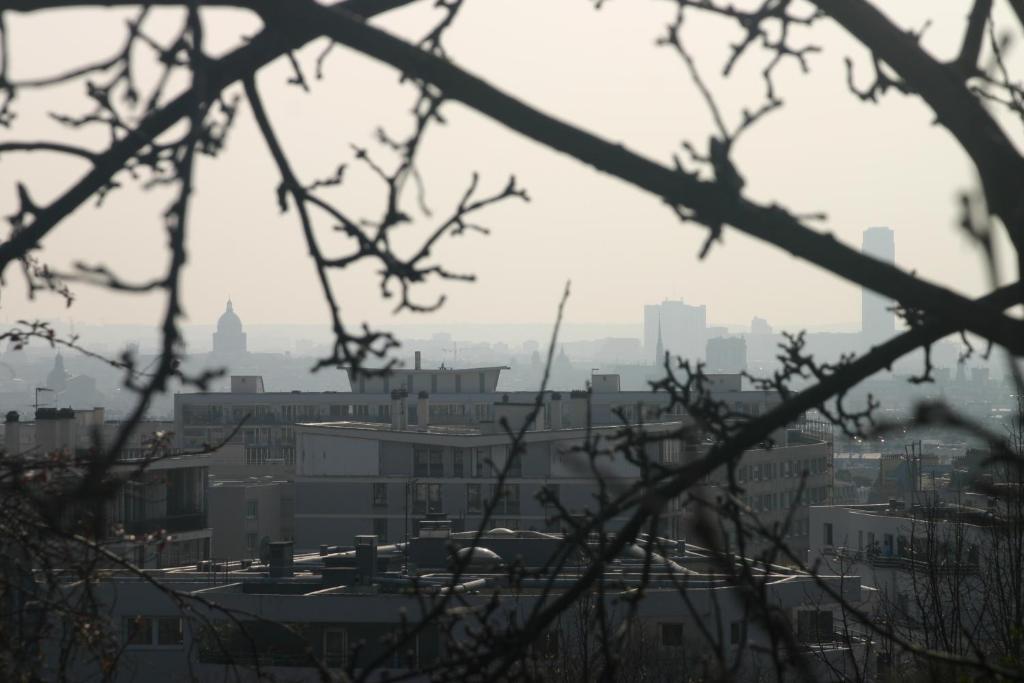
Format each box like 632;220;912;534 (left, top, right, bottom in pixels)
121;512;207;535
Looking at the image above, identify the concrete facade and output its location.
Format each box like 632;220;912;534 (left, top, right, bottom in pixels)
208;480;294;561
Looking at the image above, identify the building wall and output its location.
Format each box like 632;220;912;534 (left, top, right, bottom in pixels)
292;427;678;551
209;482;293;561
174;382;774;469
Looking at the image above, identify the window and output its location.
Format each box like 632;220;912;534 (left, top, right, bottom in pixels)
324;628;348;667
542;484;560;506
797;610;834;643
373;483;388;507
534;630;559;658
414;447;444;477
661;440;681;464
489;484;520;515
246;533;257;554
246;500;258;520
660;623;683;647
123;617;153;646
387;631;419;669
123;616;182;647
467;484;482;513
824;523;833;546
373;518;388;543
452;448;466;478
473;448;490;477
506;449;522;478
157;617;183;646
413;483;442;514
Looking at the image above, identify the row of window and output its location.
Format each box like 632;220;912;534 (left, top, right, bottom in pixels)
123;616;183;648
372;482;557;517
413;446;522;478
739;486;830;512
736;456;829;483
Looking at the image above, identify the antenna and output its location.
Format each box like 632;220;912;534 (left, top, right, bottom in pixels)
34;387;55;411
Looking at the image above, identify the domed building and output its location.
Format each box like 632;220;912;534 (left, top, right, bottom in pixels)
212;299;247;355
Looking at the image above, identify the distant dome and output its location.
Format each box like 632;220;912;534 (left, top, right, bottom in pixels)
212;299;247;355
217;299;243;333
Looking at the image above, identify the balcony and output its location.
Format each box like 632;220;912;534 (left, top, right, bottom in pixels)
121;512;208;535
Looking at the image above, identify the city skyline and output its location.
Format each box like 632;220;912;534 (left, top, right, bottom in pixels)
1;3;1017;333
1;1;1021;680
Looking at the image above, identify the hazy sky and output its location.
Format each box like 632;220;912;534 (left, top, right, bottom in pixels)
1;1;1021;341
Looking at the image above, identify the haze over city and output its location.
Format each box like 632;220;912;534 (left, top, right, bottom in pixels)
0;1;1022;681
2;2;1019;336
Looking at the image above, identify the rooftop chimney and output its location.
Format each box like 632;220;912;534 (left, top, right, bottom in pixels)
415;351;422;370
354;534;378;584
268;541;294;577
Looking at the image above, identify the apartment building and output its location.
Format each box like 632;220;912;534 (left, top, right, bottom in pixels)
3;408;212;568
291;389;832;555
173;366;781;472
47;528;866;682
292;401;684;550
208;479;294;561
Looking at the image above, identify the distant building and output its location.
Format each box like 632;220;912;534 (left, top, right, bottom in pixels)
46;353;69;391
644;299;707;362
212;299;247;355
174;367;779;469
208;479;294;561
706;336;747;373
861;227;896;345
290;391;829;555
751;317;772;336
2;408;210;568
43;353;99;407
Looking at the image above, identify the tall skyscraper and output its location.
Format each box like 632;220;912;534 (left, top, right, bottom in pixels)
644;299;707;363
861;227;896;345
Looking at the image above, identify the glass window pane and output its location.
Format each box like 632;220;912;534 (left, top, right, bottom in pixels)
123;616;152;646
157;617;183;645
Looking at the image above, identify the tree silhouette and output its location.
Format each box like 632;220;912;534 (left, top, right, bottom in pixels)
1;0;1023;680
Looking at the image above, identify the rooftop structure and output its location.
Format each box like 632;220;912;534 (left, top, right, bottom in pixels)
173;367;779;469
44;529;866;681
